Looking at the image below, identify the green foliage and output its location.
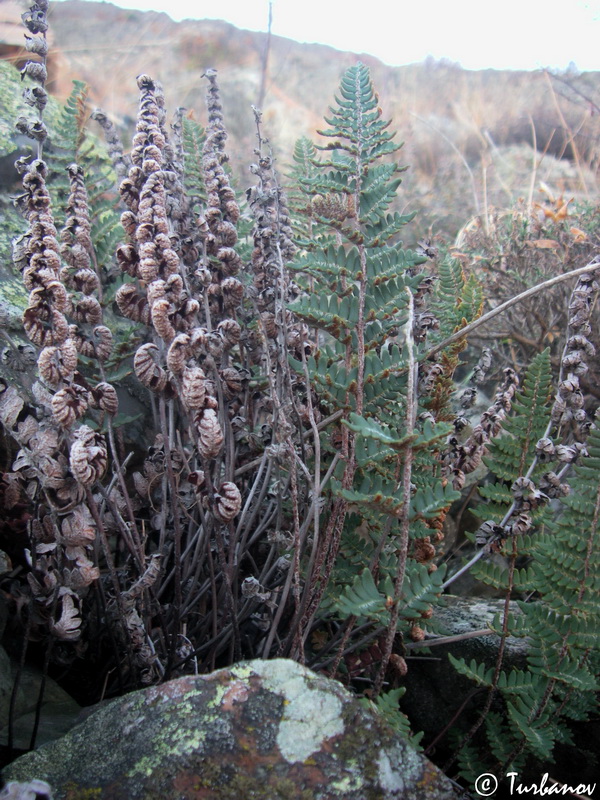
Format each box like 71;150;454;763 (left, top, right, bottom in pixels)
491;350;553;477
0;62;34;156
363;687;424;750
45;81;89;222
431;257;483;341
287;136;325;245
0;64;52;290
448;655;494;687
336;568;390;622
448;370;600;779
182;115;206;211
0;73;127;391
2;35;600;795
288;65;472;653
473;349;554;525
45;81;123;258
399;561;447;622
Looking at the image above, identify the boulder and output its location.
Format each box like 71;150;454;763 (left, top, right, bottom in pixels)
3;658;457;799
402;595;528;740
0;645;81;751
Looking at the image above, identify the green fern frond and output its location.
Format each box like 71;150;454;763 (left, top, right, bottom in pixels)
91;201;124;271
447;655;495;687
410;481;461;520
458;274;484;325
364;212;417;248
293;135;319;171
343;412;416;450
482;713;513;767
335;568;390;622
359;163;403;225
452;739;487;787
469;560;512;590
432;258;476;338
366;688;423;749
334;473;406;515
506;701;556;761
399;561;446;621
318;65;401;167
489;350;553;479
496;669;546;695
54;79;88;155
45;80;90;223
182;115;206;210
451;408;600;777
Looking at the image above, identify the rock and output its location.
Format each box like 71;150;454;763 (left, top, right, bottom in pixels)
0;590;7;639
431;595;528;662
3;658;458;799
0;646;81;751
401;595;528;741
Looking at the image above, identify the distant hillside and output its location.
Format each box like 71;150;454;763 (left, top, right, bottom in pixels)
3;0;599;236
41;3;597;150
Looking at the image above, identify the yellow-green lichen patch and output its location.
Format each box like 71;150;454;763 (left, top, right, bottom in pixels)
207;682;228;709
229;663;255;681
127;754;156;780
330;772;365;794
0;276;28;309
126;721;209;779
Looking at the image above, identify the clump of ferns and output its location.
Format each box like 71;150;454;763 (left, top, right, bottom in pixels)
4;28;308;698
281;63;600;724
3;20;598;771
0;0;123;682
278;64;474;690
111;70;246;672
100;66;313;677
1;3;174;698
426;267;600;782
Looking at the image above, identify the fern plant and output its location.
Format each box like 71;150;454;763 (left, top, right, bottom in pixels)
284;64;481;687
180;113;206;213
46;81;121;244
445;340;600;780
6;77;131;399
285;65;600;778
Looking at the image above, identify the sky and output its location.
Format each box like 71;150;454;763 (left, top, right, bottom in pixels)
56;0;599;72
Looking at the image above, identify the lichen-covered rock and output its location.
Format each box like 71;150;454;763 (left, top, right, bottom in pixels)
3;659;457;799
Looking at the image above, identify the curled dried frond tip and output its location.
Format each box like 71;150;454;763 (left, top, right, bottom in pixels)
134;342;168;392
195;406;224;459
91;108;129;177
214;481;242;522
70;425;108;486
